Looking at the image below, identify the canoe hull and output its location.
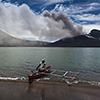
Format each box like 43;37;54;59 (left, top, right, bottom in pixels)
28;65;51;84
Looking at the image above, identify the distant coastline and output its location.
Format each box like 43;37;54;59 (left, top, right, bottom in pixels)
0;29;100;47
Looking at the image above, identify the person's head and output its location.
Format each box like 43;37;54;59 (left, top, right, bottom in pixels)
42;59;45;63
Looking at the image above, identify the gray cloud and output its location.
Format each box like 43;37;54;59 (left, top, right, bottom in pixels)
43;11;85;37
0;1;85;42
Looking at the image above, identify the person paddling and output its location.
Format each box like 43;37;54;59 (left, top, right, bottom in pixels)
36;59;46;72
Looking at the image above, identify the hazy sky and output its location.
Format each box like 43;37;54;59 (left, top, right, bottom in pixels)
0;0;100;42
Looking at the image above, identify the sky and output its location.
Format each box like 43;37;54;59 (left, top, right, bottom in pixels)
0;0;100;42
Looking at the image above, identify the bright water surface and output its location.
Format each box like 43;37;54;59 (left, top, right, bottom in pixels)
0;47;100;82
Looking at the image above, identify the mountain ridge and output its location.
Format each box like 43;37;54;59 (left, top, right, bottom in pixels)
0;30;48;47
0;29;100;47
47;29;100;47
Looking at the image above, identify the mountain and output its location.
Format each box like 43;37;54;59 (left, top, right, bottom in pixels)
1;29;100;47
47;29;100;47
0;30;48;47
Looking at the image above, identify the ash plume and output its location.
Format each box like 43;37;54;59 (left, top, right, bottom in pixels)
43;11;86;39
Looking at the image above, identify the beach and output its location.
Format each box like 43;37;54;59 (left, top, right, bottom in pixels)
0;81;100;100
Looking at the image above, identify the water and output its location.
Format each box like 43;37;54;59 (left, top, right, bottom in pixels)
0;47;100;85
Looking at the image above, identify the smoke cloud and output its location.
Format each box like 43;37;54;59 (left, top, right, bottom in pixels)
0;1;85;42
43;11;85;38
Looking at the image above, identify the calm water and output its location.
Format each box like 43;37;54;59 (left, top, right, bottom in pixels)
0;47;100;83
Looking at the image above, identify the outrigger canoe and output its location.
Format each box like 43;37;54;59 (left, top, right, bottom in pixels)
28;65;51;84
28;65;79;85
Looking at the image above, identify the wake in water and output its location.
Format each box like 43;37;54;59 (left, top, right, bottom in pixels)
0;76;100;86
0;76;26;81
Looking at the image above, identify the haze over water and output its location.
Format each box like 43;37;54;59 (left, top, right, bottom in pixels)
0;47;100;83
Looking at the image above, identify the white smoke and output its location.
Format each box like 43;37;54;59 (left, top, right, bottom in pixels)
0;1;85;42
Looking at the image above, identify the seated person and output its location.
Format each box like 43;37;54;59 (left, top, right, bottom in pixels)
36;59;46;72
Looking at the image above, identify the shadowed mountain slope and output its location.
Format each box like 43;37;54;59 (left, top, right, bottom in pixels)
0;30;48;47
47;29;100;47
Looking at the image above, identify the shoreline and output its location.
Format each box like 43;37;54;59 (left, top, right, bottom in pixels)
0;77;100;86
0;80;100;100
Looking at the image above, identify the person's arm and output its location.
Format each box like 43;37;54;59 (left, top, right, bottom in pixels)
36;64;41;70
